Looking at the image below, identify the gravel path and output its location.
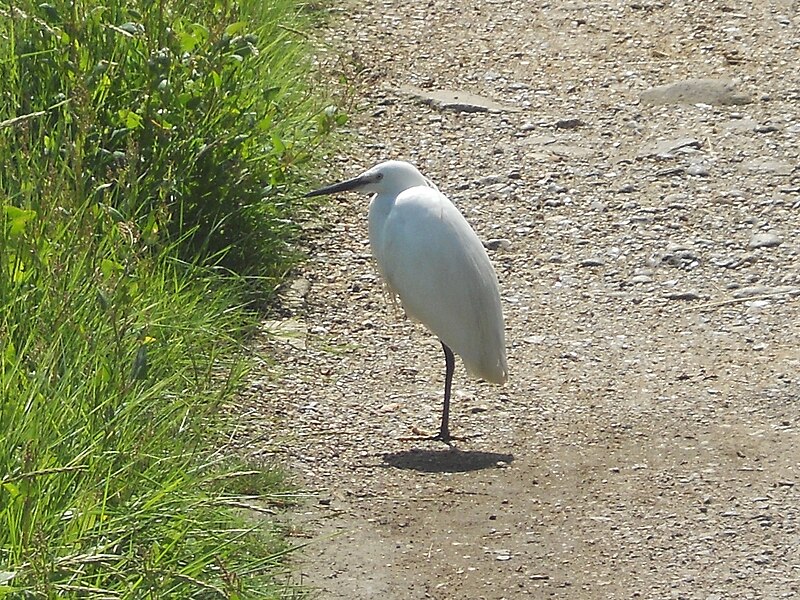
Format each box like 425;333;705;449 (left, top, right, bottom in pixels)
241;1;800;597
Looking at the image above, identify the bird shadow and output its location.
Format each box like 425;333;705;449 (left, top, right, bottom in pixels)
383;448;514;473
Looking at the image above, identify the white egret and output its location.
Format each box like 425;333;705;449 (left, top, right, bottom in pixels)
306;160;507;442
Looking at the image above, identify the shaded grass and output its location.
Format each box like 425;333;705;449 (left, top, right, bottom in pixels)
1;200;298;597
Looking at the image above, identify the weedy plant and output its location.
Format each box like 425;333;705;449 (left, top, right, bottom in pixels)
0;0;341;596
7;0;346;280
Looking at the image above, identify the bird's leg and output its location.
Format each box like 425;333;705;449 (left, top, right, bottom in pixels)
436;342;456;443
399;342;467;444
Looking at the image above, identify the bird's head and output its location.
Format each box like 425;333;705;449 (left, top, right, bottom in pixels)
305;160;434;198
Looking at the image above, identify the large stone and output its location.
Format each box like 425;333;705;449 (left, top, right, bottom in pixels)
748;232;783;249
637;137;701;158
398;85;518;113
640;78;752;106
744;159;794;175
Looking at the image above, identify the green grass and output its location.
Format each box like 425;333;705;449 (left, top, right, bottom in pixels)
3;0;345;282
0;0;340;596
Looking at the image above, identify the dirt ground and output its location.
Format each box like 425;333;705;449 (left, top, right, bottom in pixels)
241;0;800;598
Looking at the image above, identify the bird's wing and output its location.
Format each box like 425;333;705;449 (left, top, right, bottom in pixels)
374;187;507;383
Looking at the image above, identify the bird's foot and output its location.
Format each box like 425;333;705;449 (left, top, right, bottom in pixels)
399;426;468;446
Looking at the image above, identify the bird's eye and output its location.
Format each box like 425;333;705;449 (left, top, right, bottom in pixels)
375;172;384;180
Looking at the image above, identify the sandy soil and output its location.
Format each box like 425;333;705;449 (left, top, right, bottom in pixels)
240;0;800;598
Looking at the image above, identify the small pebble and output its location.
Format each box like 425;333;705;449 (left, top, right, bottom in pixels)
755;124;779;133
665;290;702;300
579;257;605;267
484;238;512;251
630;274;653;284
554;118;585;129
686;164;709;176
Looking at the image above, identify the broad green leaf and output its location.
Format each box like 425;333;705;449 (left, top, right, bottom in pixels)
118;108;143;130
100;258;124;278
210;70;222;90
189;23;209;43
2;482;21;498
271;133;285;154
177;31;199;53
224;21;248;37
95;362;111;385
4;205;37;237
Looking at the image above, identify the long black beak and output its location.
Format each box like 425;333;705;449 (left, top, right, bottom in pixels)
304;174;371;198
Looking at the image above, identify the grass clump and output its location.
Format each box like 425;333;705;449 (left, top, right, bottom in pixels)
6;0;344;281
1;232;287;596
0;0;340;596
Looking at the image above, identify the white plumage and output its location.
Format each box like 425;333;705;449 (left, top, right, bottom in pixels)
306;160;507;442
